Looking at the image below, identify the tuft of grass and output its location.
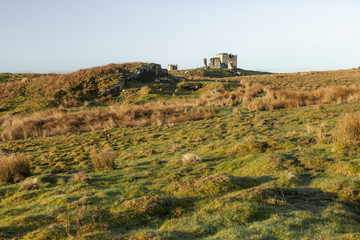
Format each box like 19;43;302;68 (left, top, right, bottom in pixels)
0;151;31;184
90;148;116;171
140;85;152;95
334;113;360;151
115;194;168;225
316;121;328;144
69;171;89;183
19;177;39;191
180;153;202;165
165;173;254;197
228;135;266;157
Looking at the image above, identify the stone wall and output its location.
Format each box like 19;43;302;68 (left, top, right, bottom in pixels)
209;57;221;69
208;53;237;69
168;64;178;71
216;53;237;69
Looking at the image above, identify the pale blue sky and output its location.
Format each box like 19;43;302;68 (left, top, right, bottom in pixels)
1;0;359;73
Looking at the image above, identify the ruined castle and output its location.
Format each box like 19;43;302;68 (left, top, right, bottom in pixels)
204;53;237;70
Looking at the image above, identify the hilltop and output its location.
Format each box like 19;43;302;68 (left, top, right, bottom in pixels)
1;64;360;239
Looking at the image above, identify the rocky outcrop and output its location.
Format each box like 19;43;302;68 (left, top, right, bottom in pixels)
102;63;167;97
102;79;126;96
54;63;167;102
130;63;165;81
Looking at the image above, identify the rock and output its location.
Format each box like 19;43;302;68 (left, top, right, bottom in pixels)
102;63;165;97
102;80;126;97
131;63;164;81
181;83;203;91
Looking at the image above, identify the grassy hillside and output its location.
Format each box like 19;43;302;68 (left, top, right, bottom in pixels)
1;65;360;239
0;63;165;115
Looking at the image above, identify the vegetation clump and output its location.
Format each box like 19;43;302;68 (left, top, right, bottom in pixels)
228;135;266;157
197;198;269;226
0;151;31;184
165;173;254;197
116;195;168;225
334;113;360;151
90;148;116;171
180;153;202;165
69;171;89;183
140;85;152;95
19;177;39;191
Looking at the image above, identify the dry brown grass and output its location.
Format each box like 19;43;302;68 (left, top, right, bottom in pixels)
205;68;360;90
3;76;360;141
0;102;215;141
334;113;360;151
316;122;328;144
90;148;116;171
0;151;31;184
244;85;360;111
70;171;89;183
0;63;144;101
31;63;143;94
140;85;152;95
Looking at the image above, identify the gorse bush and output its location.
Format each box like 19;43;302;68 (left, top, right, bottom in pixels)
0;151;31;184
90;148;116;171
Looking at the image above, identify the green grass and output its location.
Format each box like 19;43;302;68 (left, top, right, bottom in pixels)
1;65;360;239
1;101;360;239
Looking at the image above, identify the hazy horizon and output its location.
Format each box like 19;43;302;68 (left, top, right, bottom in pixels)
1;0;360;74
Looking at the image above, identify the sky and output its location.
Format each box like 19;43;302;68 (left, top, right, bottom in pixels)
1;0;360;73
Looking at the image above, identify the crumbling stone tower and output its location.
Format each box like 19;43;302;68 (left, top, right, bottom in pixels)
168;64;178;71
208;53;237;70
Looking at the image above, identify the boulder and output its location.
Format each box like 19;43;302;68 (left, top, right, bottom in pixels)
181;83;203;91
131;63;164;81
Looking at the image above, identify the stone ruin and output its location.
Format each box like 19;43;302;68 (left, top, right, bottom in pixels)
168;64;178;71
204;53;237;70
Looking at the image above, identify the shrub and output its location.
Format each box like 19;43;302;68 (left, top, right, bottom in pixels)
334;113;360;151
180;153;202;165
69;171;89;183
90;148;116;171
0;151;31;184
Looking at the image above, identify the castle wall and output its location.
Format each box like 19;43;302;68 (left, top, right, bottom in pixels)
208;53;237;69
168;64;178;71
216;53;237;69
209;57;221;69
